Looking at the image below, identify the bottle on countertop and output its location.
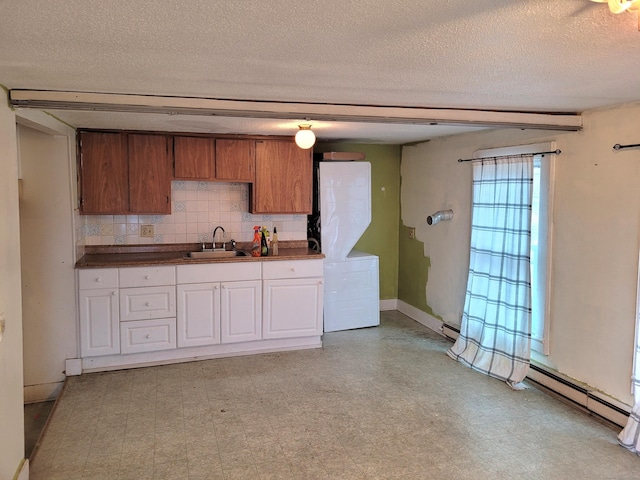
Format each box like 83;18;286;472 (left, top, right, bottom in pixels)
251;226;261;257
261;229;269;256
271;227;279;256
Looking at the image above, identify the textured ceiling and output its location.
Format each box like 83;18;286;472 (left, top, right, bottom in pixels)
2;0;640;143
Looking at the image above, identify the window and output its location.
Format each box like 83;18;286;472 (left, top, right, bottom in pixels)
473;143;555;355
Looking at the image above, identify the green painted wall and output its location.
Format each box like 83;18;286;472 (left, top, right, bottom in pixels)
314;143;401;300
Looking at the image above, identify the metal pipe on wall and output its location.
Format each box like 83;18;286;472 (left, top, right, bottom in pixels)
427;209;454;225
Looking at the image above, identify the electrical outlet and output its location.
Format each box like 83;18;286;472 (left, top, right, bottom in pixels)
408;227;416;239
140;224;154;237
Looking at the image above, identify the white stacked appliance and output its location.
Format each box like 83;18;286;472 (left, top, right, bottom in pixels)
318;161;380;332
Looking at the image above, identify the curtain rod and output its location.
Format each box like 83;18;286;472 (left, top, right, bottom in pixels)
458;149;561;163
613;143;640;151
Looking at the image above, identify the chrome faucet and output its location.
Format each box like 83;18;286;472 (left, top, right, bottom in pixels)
212;226;225;250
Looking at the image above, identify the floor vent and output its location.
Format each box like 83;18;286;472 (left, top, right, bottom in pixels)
441;323;630;428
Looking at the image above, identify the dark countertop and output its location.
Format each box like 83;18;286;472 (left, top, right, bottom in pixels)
75;242;324;268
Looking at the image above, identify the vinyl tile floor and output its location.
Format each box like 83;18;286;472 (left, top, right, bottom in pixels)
25;400;55;458
30;311;639;479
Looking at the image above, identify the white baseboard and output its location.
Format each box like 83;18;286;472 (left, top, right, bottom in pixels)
396;300;444;335
15;458;29;480
24;382;63;404
379;299;397;311
65;358;82;376
82;336;322;373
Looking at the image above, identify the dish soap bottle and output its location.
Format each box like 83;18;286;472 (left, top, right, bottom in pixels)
271;227;279;256
251;226;261;257
261;228;269;256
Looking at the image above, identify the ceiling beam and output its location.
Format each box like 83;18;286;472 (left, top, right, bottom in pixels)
10;90;583;131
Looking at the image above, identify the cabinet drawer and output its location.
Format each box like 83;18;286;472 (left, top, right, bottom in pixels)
120;318;176;354
262;259;323;280
78;268;119;290
120;286;176;321
119;266;176;288
177;262;261;284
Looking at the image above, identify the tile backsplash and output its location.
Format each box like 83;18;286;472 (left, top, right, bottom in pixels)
79;181;308;246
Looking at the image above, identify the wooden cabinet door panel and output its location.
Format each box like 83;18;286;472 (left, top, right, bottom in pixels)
215;139;255;182
174;136;214;180
253;140;312;214
80;131;128;214
128;134;172;214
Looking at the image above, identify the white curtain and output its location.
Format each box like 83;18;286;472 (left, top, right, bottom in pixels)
447;155;533;388
617;258;640;455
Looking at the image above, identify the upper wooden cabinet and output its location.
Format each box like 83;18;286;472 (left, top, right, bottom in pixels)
80;131;311;216
173;136;214;180
172;137;255;182
79;131;129;214
128;134;172;214
215;139;255;182
252;139;312;214
79;131;172;215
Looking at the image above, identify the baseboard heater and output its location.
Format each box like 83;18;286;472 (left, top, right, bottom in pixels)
440;323;630;428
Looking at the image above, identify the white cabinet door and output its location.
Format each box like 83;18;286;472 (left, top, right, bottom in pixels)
79;288;120;357
220;280;262;344
177;283;221;347
262;277;324;339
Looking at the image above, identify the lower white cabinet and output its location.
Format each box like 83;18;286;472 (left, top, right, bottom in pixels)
79;287;120;357
177;282;221;347
120;285;176;321
120;317;177;354
78;258;323;366
262;259;324;340
176;263;262;347
220;280;262;344
78;268;120;357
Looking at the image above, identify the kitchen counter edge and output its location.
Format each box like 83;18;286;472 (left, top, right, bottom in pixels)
75;243;324;268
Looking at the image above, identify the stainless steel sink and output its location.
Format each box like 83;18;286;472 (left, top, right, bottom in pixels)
185;250;248;259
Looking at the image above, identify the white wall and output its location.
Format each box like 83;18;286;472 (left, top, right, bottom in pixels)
0;92;27;478
401;101;640;406
19;123;78;403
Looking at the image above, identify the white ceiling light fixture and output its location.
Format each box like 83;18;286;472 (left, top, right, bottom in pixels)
591;0;640;15
295;124;316;149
